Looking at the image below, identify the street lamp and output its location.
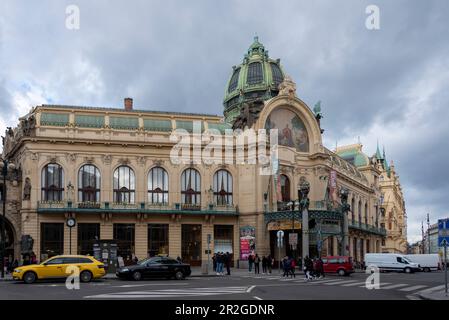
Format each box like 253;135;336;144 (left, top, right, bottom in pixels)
0;158;16;279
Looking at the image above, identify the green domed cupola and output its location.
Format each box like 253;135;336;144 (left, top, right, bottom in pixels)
223;36;285;122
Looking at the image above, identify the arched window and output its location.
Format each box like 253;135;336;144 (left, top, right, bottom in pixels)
181;168;201;205
247;62;263;85
213;170;233;206
78;165;101;202
41;164;64;201
280;175;290;202
148;167;169;204
228;68;240;93
113;166;135;204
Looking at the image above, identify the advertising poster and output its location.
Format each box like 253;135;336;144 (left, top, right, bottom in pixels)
239;226;256;260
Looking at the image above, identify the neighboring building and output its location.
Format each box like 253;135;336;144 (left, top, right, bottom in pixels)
376;147;407;253
408;241;423;254
423;221;448;260
1;37;394;268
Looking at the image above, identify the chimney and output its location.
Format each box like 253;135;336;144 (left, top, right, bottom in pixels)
124;97;133;111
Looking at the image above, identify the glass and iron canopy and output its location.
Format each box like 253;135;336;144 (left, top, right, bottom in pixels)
223;36;285;122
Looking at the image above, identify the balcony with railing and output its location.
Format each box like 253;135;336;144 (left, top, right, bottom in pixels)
37;201;238;216
349;220;387;236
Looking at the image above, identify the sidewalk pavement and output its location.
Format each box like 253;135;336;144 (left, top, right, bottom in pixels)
419;290;449;300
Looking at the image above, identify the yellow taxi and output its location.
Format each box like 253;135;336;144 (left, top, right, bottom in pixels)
13;255;106;284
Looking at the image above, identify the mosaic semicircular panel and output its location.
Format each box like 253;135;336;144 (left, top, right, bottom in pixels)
265;108;309;152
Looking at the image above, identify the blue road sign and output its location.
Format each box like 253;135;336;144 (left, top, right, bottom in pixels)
438;219;449;246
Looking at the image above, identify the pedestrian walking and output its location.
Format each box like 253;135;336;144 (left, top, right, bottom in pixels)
212;253;217;272
216;252;224;275
290;257;296;278
304;255;314;281
248;254;254;272
282;256;290;277
315;257;324;278
262;256;268;274
268;255;273;274
254;254;260;274
225;252;231;275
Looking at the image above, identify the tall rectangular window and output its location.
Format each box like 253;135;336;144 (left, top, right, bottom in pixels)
113;224;135;258
148;224;169;257
77;223;100;255
40;223;64;261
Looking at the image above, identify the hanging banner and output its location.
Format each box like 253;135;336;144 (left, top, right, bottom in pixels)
239;226;256;260
329;170;338;206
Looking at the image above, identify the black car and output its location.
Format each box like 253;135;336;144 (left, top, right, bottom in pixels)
116;256;191;281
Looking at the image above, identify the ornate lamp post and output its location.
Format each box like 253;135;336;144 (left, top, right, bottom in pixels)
287;199;300;258
339;187;350;256
0;157;16;279
298;180;310;265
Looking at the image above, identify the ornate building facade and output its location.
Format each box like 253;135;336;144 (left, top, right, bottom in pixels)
1;38;406;268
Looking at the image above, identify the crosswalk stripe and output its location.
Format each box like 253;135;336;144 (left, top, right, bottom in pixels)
359;282;391;287
309;279;344;284
324;280;358;286
399;285;428;292
341;281;368;287
381;284;409;290
84;286;249;299
280;278;297;281
417;285;445;294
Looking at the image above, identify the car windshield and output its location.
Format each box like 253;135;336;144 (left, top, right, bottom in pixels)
403;257;411;263
137;258;151;265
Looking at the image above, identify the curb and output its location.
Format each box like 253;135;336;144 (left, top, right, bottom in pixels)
418;292;449;301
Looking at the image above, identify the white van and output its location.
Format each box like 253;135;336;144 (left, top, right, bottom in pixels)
365;253;421;273
405;254;440;272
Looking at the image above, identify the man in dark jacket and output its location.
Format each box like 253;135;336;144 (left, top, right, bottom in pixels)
225;252;231;275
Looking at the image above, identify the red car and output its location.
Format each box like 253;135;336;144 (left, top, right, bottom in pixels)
321;256;354;276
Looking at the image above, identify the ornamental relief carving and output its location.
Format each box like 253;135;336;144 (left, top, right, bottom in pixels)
103;155;112;165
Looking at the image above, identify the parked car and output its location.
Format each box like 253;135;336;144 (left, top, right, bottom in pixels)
365;253;421;273
405;254;440;272
13;255;106;284
321;256;355;276
116;256;191;280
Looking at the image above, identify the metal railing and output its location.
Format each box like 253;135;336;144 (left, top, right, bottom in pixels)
37;201;238;214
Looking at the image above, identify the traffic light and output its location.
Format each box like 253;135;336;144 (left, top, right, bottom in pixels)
309;219;316;229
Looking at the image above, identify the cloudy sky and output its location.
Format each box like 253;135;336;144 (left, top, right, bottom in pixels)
1;0;448;242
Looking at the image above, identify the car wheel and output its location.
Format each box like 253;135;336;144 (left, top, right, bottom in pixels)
80;271;93;283
424;267;431;272
132;271;142;281
23;271;37;284
175;270;184;280
404;267;412;274
337;269;346;276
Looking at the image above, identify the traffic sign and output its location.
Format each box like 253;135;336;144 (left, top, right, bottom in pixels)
277;230;284;239
438;219;449;246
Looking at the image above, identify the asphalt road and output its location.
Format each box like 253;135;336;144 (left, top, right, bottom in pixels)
0;271;446;300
